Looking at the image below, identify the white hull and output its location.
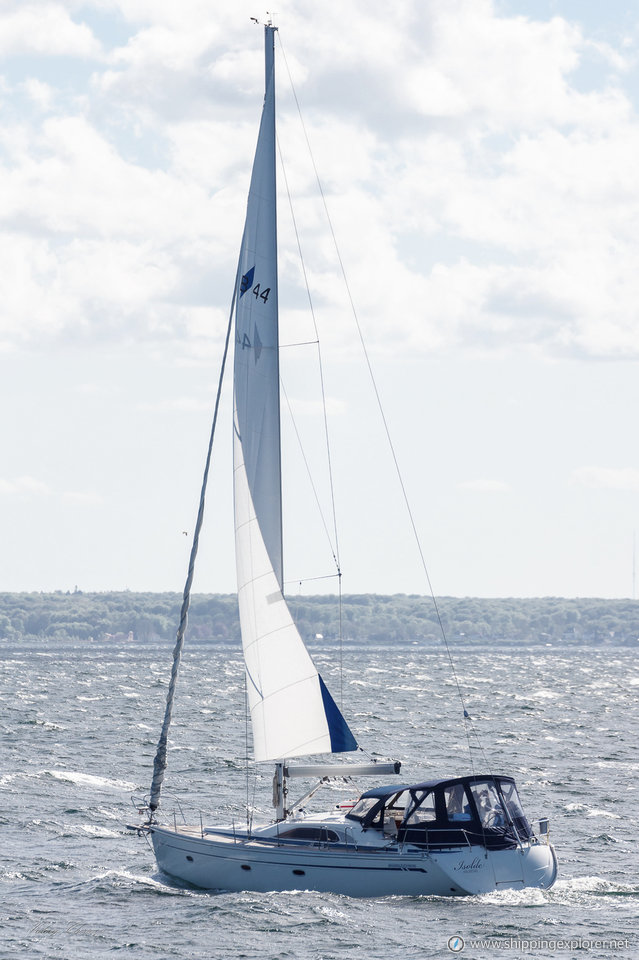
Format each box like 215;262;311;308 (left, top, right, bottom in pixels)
150;824;557;898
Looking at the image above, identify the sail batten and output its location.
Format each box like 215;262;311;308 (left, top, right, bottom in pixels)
232;25;356;763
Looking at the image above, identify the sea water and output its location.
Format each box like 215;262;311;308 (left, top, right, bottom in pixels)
1;638;637;960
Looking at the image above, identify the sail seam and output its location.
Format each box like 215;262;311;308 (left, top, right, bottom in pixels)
236;564;277;582
259;735;329;760
250;673;319;700
242;624;310;652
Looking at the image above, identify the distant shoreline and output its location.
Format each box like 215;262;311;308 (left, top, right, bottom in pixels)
1;592;638;646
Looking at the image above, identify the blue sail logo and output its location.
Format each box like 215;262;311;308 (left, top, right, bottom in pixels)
240;266;255;297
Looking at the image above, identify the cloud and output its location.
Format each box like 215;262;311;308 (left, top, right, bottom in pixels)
404;5;585;127
0;113;237;348
2;0;639;363
21;78;55;111
0;3;101;58
571;467;639;492
0;115;216;241
0;476;50;497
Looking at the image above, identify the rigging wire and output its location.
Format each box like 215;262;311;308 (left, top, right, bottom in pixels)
276;130;345;708
276;138;341;572
147;269;238;816
277;33;490;771
280;379;339;569
284;572;341;587
245;671;251;834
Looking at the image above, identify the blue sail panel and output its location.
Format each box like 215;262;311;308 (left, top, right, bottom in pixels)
318;674;358;753
239;265;255;297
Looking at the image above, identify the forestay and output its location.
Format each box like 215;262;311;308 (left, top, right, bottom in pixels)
232;25;356;763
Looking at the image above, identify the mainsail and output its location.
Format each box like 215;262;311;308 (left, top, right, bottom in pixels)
233;25;356;763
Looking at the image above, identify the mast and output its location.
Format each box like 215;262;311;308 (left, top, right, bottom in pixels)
265;21;275;100
265;21;283;592
232;20;356;767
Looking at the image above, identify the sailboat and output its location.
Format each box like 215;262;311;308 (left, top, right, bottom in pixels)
137;22;557;897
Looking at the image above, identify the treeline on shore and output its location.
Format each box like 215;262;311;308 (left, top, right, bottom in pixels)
1;591;639;646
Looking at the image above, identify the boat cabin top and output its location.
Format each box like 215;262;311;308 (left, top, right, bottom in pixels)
345;774;533;849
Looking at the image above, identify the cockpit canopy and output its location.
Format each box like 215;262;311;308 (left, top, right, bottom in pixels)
346;775;533;849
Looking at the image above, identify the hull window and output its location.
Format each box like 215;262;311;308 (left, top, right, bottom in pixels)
277;827;340;844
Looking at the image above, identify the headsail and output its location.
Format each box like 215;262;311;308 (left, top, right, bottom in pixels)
233;25;356;763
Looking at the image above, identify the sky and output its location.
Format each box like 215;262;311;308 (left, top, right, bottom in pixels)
2;0;639;599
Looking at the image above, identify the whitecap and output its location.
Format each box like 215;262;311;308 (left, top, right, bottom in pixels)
477;886;548;906
563;802;620;819
91;869;192;894
79;825;121;838
44;770;137;791
553;875;615;894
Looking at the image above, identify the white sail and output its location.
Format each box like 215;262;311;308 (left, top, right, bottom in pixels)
232;26;356;763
